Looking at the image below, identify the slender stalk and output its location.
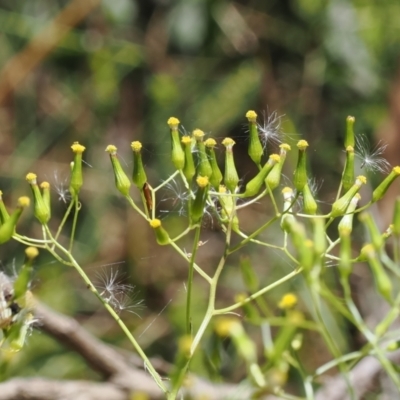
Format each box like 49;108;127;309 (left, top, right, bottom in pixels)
186;225;201;334
68;196;80;252
53;196;75;245
214;268;303;315
169;241;212;284
125;194;148;219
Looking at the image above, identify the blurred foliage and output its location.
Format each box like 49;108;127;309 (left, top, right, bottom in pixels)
0;0;400;395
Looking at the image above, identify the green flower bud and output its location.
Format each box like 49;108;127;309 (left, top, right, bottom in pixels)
181;136;196;183
338;232;352;280
338;194;360;237
392;197;400;236
14;247;38;301
69;142;85;197
167;117;185;170
302;183;317;215
193;129;212;178
342;145;355;193
149;219;170;245
280;187;296;233
362;244;392;303
345;116;355;149
219;185;239;232
170;335;193;388
242;154;280;197
330;176;366;218
222;138;239;193
297;237;314;273
40;182;51;221
359;212;384;251
312;218;326;258
266;144;291;190
371;166;400;203
205;138;222;190
293;140;309;192
0;191;10;225
246;110;263;166
130;141;148;189
26;173;50;224
270;310;303;364
286;216;314;271
0;197;29;244
190;176;209;226
105;145;132;196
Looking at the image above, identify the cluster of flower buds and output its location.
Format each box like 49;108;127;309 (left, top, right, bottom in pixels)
24;141;87;228
103;112;400;300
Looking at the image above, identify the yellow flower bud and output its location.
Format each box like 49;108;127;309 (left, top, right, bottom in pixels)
149;219;170;245
190;176;209;226
372;166;400;203
222;138;239;193
194;129;212;178
330;176;366;218
242;154;280;197
69;142;85;196
181;136;196;183
130;141;147;190
26;173;50;224
168;117;185;170
293;140;309;192
106;145;132;196
0;197;29;244
246;110;263;166
205;138;222;190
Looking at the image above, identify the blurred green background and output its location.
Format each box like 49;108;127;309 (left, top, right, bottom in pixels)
1;0;400;391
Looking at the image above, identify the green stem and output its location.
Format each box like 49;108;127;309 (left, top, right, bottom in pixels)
228;216;279;254
214;268;303;315
153;170;180;192
341;278;400;389
125;194;148;219
186;226;202;334
169;241;212;284
54;197;75;246
69;196;80;253
309;282;356;400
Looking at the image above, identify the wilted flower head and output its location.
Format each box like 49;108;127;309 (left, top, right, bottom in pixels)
257;110;285;149
95;266;144;317
355;134;390;174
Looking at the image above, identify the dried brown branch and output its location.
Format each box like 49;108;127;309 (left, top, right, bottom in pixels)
0;379;126;400
29;302;255;399
316;351;400;400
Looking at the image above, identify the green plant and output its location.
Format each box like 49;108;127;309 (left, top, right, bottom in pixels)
1;110;400;399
